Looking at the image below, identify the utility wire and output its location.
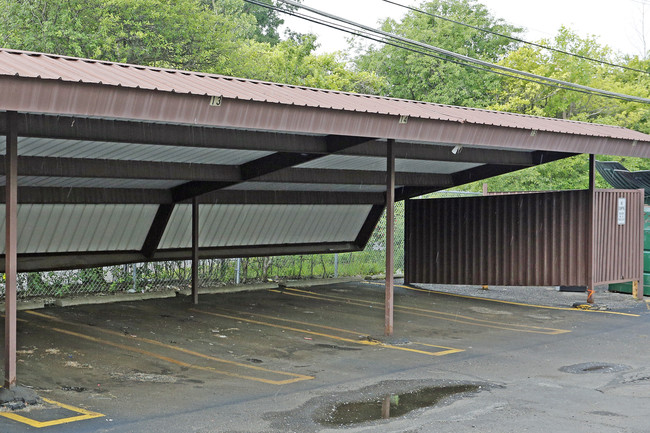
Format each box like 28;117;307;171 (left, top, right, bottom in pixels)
245;0;645;104
264;0;650;104
382;0;650;75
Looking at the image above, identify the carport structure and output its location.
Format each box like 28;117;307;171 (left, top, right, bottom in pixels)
1;48;650;389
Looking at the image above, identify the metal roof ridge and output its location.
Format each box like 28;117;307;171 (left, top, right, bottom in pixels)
0;48;552;115
0;47;646;139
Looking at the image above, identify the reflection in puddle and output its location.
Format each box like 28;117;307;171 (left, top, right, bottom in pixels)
317;384;480;426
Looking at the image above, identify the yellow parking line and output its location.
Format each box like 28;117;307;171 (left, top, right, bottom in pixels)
206;304;461;352
366;282;640;317
0;396;103;428
24;310;312;386
280;287;570;335
190;308;463;357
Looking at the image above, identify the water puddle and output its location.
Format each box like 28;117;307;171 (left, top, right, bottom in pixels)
316;384;480;426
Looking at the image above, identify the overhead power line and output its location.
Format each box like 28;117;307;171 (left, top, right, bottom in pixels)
382;0;650;75
257;0;650;104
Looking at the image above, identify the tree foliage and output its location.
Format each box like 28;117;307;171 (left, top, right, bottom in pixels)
0;0;384;94
353;0;522;107
477;28;650;192
491;27;650;132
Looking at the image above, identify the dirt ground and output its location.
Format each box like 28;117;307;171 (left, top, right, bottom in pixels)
1;280;648;432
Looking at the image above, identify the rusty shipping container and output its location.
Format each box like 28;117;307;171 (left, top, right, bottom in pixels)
405;189;644;288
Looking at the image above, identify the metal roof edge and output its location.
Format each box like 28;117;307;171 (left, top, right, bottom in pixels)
1;47;649;143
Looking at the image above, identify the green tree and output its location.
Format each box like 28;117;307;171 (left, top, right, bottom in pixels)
491;27;650;131
353;0;522;106
232;34;387;93
0;0;256;72
469;28;650;193
0;0;382;92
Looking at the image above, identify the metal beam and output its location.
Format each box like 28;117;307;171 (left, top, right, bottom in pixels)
141;204;175;258
340;141;535;165
587;154;596;304
0;155;240;181
0;187;171;204
171;181;233;203
257;168;453;187
354;204;386;247
8;242;362;273
4;114;561;165
4;111;17;389
169;136;375;203
0;187;384;205
385;139;395;337
10;114;328;153
394;152;576;202
0;155;452;187
200;190;385;205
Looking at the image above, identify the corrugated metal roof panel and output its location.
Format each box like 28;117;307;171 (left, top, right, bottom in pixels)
299;155;481;173
0;204;157;253
159;204;372;249
1;48;648;142
8;137;272;165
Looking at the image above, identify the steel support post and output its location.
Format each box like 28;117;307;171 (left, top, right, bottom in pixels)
4;112;18;388
385;139;395;336
587;154;596;304
192;197;199;305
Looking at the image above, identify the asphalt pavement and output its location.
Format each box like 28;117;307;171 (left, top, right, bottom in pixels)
0;280;648;432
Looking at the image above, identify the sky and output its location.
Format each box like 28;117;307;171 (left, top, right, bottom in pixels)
281;0;650;58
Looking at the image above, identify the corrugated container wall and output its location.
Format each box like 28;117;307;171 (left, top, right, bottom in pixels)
405;190;643;287
592;190;645;285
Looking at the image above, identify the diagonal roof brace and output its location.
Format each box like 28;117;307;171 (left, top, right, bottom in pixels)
142;134;376;258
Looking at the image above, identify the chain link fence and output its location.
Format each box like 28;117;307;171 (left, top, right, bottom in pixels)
1;191;478;299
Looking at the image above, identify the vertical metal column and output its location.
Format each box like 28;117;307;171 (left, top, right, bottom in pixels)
191;197;199;305
4;111;18;388
385;139;395;336
587;154;596;304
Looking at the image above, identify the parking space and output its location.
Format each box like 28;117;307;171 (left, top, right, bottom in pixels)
1;281;647;432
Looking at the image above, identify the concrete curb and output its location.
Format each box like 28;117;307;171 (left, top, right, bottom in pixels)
176;282;278;296
53;290;177;307
176;277;364;296
0;276;373;312
284;277;362;288
0;299;46;313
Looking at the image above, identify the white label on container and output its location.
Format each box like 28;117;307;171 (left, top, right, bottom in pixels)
617;197;626;225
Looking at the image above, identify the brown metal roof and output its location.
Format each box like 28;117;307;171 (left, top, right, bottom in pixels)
1;47;650;271
1;48;647;142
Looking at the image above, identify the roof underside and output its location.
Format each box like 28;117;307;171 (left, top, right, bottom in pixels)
1;48;649;272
